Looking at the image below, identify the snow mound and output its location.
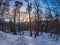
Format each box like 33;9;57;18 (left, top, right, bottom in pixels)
0;31;60;45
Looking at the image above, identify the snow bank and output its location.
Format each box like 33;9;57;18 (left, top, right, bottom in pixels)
0;31;60;45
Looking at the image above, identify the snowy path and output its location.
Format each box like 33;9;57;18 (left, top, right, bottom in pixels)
0;31;60;45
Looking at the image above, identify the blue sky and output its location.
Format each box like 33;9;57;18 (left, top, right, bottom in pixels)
10;0;41;11
10;0;27;11
9;0;60;16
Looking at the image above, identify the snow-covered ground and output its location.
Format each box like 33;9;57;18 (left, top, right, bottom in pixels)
0;31;60;45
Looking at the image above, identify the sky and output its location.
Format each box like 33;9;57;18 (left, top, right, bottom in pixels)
4;0;60;22
10;0;27;11
0;0;60;22
9;0;60;14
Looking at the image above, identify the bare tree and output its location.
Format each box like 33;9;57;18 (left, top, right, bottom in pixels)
25;0;32;36
13;1;23;34
33;0;43;38
54;14;60;41
0;0;10;31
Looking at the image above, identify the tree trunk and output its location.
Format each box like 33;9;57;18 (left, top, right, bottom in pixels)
29;12;32;36
13;9;17;34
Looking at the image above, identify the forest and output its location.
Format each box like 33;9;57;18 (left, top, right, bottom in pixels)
0;0;60;41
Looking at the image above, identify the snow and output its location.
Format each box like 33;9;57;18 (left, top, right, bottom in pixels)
0;31;60;45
